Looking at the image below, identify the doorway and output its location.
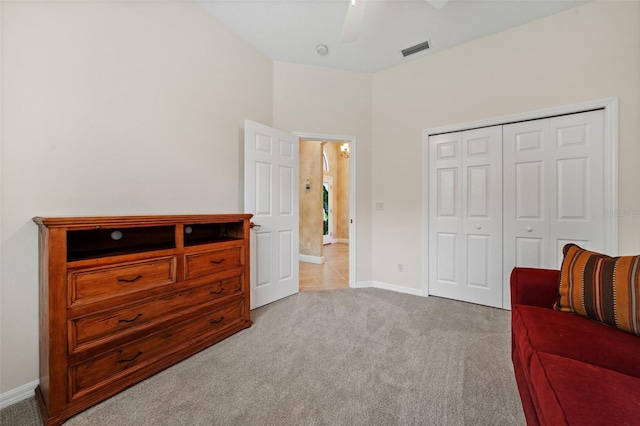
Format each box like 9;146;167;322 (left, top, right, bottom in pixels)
299;242;349;290
296;132;356;290
323;176;333;245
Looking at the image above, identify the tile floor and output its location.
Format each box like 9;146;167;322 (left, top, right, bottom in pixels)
299;243;349;291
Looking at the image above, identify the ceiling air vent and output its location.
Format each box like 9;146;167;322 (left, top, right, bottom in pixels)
401;40;431;57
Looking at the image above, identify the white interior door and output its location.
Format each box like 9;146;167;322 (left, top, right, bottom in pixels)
244;119;299;309
427;103;613;310
429;126;503;308
503;119;553;276
429;131;464;301
549;110;604;265
503;110;605;306
461;127;503;308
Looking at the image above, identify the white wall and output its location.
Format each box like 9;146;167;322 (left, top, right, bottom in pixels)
273;62;373;283
3;0;639;402
371;1;640;291
0;1;272;394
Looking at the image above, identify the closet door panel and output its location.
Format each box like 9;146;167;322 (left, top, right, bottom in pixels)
467;235;490;287
515;237;544;267
462;126;503;308
503;120;553;307
429;132;464;300
436;233;458;284
504;109;606;307
429;109;606;310
550;110;605;267
557;158;588;219
437;168;459;217
467;166;490;217
434;167;460;285
515;161;543;220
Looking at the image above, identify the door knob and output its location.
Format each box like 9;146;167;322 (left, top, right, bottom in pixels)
250;222;261;229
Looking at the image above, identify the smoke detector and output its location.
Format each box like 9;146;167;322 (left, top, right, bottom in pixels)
316;44;329;56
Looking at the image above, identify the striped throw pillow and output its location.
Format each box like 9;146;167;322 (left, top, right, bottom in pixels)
555;244;640;336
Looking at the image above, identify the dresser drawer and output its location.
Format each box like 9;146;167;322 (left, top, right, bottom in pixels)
68;275;243;354
69;298;244;400
185;246;243;280
68;257;177;308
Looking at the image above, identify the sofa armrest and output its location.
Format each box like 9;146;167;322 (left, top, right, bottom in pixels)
510;267;559;310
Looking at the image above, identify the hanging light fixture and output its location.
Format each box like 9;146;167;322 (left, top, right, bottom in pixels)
340;143;350;158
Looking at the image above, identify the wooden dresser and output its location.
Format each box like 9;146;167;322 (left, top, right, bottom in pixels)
33;214;253;426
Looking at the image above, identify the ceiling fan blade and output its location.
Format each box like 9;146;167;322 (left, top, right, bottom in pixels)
341;0;366;44
425;0;450;9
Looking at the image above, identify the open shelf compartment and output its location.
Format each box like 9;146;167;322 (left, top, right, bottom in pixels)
183;222;244;246
67;226;176;261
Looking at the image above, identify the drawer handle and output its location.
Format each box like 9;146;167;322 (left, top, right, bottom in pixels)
118;275;143;283
209;259;225;265
210;316;225;324
210;287;224;295
118;351;142;363
119;313;142;324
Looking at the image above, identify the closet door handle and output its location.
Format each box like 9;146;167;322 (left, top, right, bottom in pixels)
526;227;533;232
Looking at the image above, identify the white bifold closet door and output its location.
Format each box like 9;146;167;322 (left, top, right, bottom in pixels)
429;109;605;309
428;126;503;308
502;110;605;305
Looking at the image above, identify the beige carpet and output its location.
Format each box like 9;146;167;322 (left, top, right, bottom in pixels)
0;288;525;426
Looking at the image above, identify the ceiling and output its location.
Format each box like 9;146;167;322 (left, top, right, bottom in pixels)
198;0;588;74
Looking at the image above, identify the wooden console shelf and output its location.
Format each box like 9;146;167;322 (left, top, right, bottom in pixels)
33;214;253;426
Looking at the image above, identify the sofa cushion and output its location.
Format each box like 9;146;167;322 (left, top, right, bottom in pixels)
511;346;542;426
555;243;640;336
512;304;640;380
529;352;640;426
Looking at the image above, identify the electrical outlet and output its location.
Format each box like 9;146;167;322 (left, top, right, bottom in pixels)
398;263;403;272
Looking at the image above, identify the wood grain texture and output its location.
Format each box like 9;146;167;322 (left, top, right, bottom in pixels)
34;214;252;426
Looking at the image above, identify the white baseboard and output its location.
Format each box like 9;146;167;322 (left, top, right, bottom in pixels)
0;380;38;410
299;254;325;264
354;281;426;297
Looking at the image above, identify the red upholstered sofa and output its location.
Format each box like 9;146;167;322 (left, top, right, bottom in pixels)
510;267;640;426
